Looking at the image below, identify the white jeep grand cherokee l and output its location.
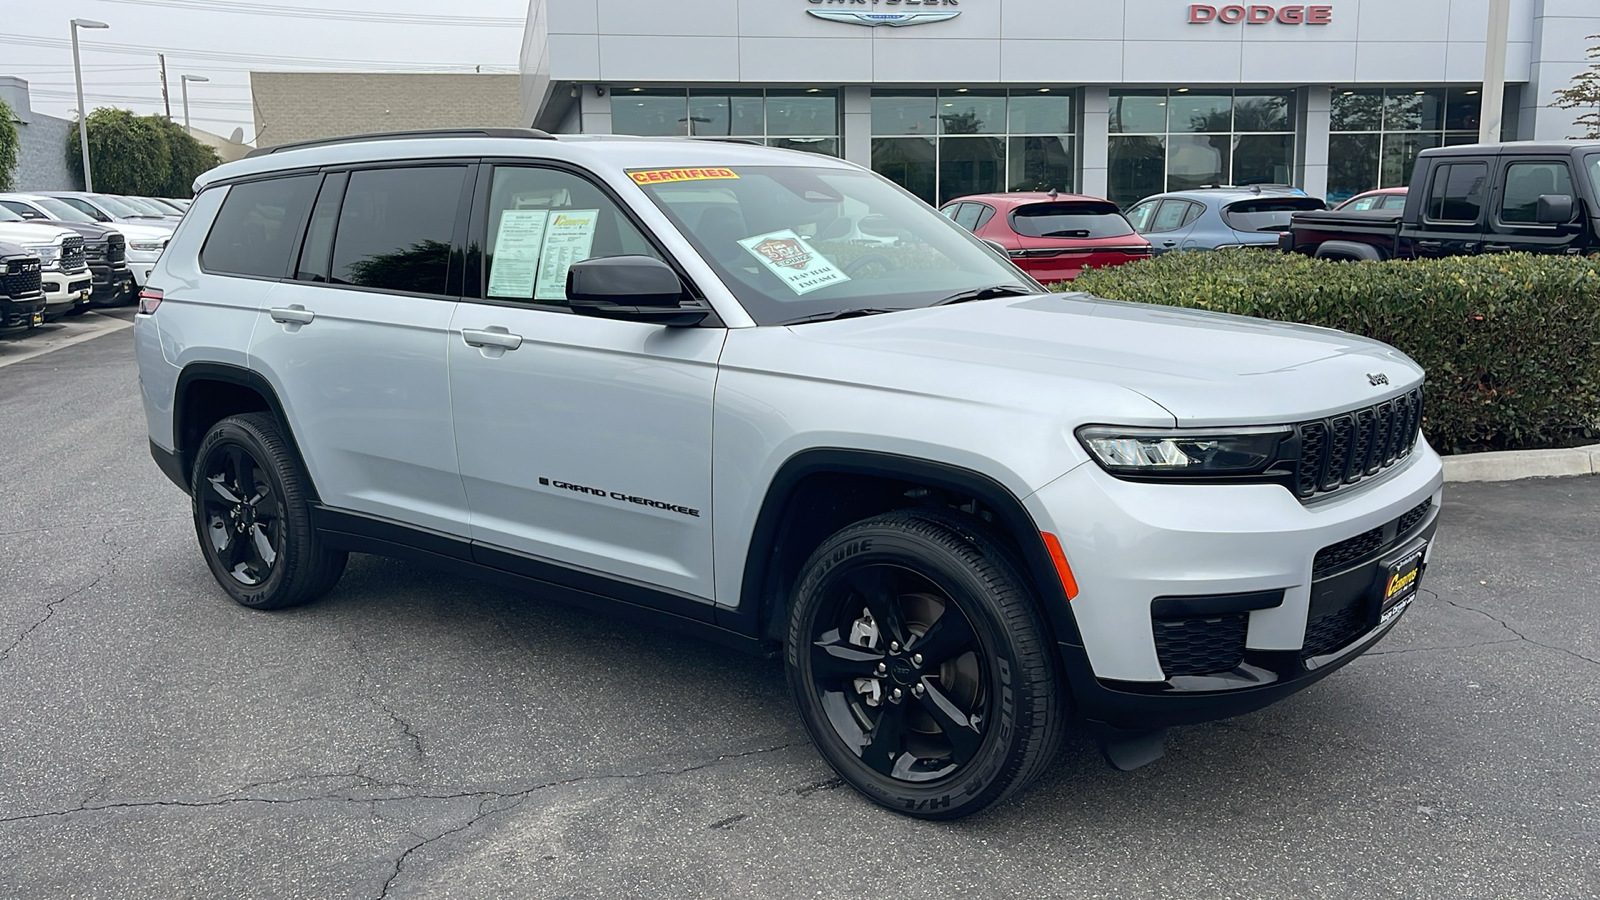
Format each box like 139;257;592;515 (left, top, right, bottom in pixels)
135;129;1442;819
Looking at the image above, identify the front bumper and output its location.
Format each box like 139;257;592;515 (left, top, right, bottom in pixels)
40;268;93;317
1026;439;1444;729
1;295;46;332
89;265;135;304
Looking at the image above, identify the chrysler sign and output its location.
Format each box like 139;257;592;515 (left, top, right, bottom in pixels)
808;0;961;27
1189;4;1333;24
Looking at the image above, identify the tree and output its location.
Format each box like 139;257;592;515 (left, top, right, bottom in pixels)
0;98;18;192
65;107;220;197
1552;35;1600;139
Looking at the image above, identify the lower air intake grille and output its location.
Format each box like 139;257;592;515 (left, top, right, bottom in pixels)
1154;613;1248;677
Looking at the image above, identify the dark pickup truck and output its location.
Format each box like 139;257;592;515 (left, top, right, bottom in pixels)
1282;141;1600;260
1;241;46;334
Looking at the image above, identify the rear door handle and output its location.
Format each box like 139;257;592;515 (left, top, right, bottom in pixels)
462;327;523;351
1416;240;1443;250
268;305;314;325
1483;243;1513;252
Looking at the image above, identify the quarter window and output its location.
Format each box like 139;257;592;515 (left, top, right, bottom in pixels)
200;174;320;278
482;166;662;304
1424;163;1488;224
1500;162;1575;224
330;166;465;295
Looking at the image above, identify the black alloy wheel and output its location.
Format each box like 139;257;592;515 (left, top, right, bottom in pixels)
788;509;1064;819
191;413;346;610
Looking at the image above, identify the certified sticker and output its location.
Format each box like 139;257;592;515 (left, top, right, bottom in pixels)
628;168;740;185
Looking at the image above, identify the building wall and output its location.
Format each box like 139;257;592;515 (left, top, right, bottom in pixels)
251;72;523;148
0;77;80;192
1522;0;1600;140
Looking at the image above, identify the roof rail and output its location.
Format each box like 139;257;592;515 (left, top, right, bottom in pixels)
246;127;556;158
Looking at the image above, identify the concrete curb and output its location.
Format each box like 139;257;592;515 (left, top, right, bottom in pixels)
1442;443;1600;483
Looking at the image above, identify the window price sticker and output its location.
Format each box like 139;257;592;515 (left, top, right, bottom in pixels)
737;229;851;296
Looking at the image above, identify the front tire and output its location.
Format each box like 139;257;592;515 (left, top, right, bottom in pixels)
787;509;1064;819
191;413;346;610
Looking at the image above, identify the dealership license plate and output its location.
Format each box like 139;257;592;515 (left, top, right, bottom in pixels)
29;310;43;327
1381;546;1425;612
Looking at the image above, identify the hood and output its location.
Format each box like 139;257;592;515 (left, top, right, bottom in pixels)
0;222;75;246
783;292;1424;426
110;222;174;241
30;221;116;242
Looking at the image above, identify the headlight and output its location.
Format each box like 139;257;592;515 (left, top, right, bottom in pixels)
1076;425;1292;477
128;240;167;252
26;245;60;264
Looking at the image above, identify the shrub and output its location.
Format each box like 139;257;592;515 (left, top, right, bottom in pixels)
1065;251;1600;455
0;98;18;192
66;108;219;197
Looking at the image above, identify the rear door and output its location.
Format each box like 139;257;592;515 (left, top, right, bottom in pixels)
1483;157;1582;256
247;163;475;537
1406;157;1490;258
446;161;723;607
1141;199;1200;254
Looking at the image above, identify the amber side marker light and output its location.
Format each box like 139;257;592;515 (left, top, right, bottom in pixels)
1041;533;1080;600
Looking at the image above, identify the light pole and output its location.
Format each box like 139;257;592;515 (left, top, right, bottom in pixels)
1479;0;1512;144
70;18;109;192
180;74;209;136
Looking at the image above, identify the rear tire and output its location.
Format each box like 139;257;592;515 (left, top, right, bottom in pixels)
786;509;1064;819
190;413;346;610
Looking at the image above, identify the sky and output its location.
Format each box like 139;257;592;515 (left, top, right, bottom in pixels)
2;0;530;143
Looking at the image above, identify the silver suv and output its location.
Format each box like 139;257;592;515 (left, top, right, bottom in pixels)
135;129;1443;819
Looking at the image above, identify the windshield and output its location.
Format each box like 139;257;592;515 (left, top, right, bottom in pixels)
1010;202;1136;239
0;205;22;222
1221;197;1326;233
630;165;1035;325
115;196;171;216
33;198;97;223
89;195;143;217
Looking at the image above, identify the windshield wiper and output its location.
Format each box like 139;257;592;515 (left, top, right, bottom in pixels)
781;307;906;325
932;284;1036;306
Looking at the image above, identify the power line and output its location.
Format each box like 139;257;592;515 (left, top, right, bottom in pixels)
91;0;522;27
0;34;516;71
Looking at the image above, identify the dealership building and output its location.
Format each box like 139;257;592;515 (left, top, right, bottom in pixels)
520;0;1600;205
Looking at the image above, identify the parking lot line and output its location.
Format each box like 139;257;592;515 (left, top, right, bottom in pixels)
0;314;133;370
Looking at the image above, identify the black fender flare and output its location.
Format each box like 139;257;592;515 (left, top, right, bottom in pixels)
169;362;319;502
720;448;1082;649
1314;240;1384;262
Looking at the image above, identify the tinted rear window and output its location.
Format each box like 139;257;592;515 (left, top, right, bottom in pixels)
1221;197;1326;232
331;166;465;294
200;175;320;278
1010;202;1135;239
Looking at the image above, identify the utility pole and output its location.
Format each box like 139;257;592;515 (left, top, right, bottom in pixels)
1479;0;1512;144
159;53;171;119
181;74;209;136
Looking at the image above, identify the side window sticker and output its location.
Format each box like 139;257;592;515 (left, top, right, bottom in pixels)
736;229;852;296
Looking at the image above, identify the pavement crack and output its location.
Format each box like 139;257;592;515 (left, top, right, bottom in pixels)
1427;590;1600;669
0;526;129;665
374;793;515;900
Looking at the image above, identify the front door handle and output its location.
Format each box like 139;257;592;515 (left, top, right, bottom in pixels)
269;305;315;325
462;327;523;351
1417;240;1443;250
1483;243;1513;252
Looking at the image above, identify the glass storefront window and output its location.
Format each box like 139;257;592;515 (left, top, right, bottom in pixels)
1168;94;1232;133
873;89;1077;205
610;90;689;137
614;88;840;151
938;92;1007;134
872;92;937;135
1328;87;1482;201
1107;89;1297;207
687;91;764;137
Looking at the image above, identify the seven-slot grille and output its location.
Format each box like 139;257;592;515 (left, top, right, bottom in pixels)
60;236;86;272
1294;387;1423;500
3;258;43;299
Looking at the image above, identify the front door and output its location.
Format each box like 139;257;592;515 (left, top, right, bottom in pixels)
1483;157;1583;256
447;163;724;606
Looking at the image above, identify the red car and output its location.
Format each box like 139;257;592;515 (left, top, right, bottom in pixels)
1333;187;1408;211
940;192;1152;283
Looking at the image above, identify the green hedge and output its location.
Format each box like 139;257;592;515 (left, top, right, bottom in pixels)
1063;251;1600;455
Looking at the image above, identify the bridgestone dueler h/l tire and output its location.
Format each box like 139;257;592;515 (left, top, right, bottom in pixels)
191;413;347;610
786;509;1065;819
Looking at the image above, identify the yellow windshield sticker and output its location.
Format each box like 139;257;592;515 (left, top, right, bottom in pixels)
629;167;740;185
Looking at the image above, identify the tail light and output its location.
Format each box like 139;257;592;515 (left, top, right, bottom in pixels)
137;287;163;315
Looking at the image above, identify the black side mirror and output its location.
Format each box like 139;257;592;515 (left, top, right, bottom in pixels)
566;255;709;327
1536;194;1575;225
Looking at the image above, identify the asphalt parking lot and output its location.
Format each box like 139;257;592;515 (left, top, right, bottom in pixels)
2;315;1597;900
